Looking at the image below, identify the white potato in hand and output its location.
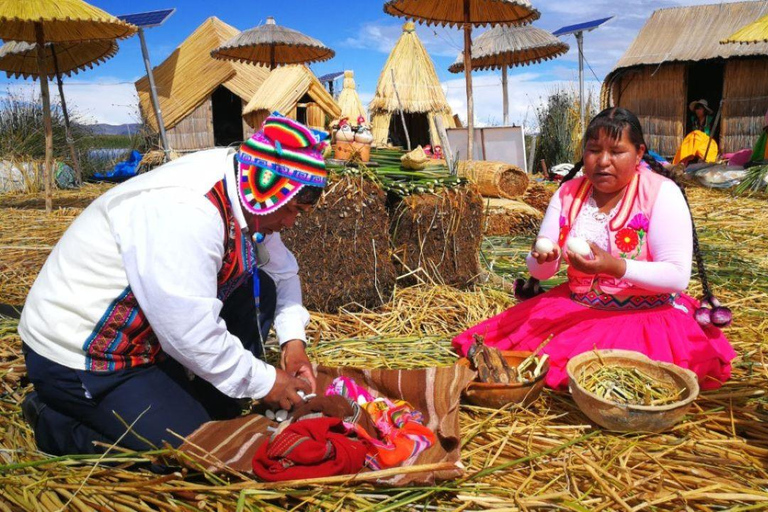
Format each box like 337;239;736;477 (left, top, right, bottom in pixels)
534;238;555;254
566;237;592;257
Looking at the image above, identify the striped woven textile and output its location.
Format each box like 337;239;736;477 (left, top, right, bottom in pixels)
177;363;476;486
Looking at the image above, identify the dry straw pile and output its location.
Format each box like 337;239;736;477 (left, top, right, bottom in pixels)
0;187;767;510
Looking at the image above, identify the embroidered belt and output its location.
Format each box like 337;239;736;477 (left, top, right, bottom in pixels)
571;290;675;311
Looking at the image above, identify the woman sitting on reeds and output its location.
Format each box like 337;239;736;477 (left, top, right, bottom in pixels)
454;107;736;390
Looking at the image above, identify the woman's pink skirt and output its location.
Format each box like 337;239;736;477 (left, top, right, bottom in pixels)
452;284;736;390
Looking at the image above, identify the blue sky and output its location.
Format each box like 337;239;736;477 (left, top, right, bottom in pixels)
0;0;746;127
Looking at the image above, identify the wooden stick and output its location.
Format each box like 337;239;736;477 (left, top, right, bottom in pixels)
463;0;474;161
390;68;411;151
34;22;53;213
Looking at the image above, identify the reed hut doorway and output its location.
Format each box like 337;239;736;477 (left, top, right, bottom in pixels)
388;113;431;148
686;60;724;136
212;85;244;147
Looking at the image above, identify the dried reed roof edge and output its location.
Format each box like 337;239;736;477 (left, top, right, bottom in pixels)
382;0;540;28
135;17;270;131
0;0;137;43
609;0;768;74
722;12;768;44
211;18;335;65
369;22;454;115
0;40;118;80
448;25;569;73
243;65;341;119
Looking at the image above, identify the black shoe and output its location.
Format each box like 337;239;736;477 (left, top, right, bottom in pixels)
21;391;47;430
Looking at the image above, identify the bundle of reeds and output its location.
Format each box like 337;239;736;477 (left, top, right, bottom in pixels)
457;160;529;199
483;198;543;236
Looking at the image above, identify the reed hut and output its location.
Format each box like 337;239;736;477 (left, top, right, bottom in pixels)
337;70;367;124
135;17;269;152
242;65;341;132
369;22;456;148
602;1;768;156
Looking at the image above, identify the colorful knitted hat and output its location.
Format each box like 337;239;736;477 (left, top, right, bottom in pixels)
236;113;329;215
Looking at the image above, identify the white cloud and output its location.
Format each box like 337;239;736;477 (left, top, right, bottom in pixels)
0;79;139;125
341;21;463;58
442;73;601;131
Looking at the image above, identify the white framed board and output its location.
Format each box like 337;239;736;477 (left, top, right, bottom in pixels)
446;126;527;171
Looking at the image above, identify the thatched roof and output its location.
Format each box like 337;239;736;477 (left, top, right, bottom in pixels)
337;70;367;124
135;17;270;131
383;0;539;28
448;25;568;73
722;13;768;44
243;65;340;119
369;22;453;115
613;1;768;71
211;16;334;67
0;40;118;80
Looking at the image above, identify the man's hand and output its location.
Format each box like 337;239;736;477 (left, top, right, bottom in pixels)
280;339;316;393
262;369;312;411
567;242;626;278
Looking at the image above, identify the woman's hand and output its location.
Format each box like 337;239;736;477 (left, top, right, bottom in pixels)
567;242;626;278
280;339;316;393
531;239;561;265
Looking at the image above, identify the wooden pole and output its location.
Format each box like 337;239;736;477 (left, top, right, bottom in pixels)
50;44;82;185
463;0;474;161
390;68;411;151
502;65;509;125
34;23;53;213
433;114;454;174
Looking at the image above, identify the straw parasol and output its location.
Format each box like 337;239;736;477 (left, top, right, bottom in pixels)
0;40;119;184
0;0;136;212
721;13;768;44
384;0;540;161
448;25;567;124
337;70;367;125
211;16;334;70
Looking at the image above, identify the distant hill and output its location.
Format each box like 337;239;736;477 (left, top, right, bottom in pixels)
83;123;142;136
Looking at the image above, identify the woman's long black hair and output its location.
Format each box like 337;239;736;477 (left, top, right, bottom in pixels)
516;107;713;301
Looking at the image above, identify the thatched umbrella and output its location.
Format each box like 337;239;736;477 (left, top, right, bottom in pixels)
0;0;135;212
211;17;334;70
384;0;540;160
721;13;768;44
448;25;567;125
0;40;119;184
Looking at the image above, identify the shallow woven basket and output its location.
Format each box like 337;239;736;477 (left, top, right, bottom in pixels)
567;349;699;433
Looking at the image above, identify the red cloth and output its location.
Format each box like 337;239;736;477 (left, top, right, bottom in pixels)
252;417;367;481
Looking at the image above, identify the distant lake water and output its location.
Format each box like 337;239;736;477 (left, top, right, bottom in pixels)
88;148;131;160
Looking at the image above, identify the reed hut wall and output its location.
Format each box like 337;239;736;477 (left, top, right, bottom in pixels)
166;98;214;151
608;64;686;157
722;58;768;153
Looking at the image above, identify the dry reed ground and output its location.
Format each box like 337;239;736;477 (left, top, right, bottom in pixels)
0;187;767;510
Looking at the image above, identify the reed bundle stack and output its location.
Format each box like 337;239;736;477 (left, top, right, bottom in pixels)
391;186;484;287
281;175;396;312
483;197;542;236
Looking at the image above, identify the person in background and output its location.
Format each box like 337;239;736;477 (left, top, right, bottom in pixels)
689;99;714;136
19;113;327;455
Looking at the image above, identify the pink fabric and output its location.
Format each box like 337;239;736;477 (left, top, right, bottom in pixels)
724;149;753;167
528;181;693;294
452;283;736;391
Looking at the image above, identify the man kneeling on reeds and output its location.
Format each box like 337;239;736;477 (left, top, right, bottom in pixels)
19;114;328;455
